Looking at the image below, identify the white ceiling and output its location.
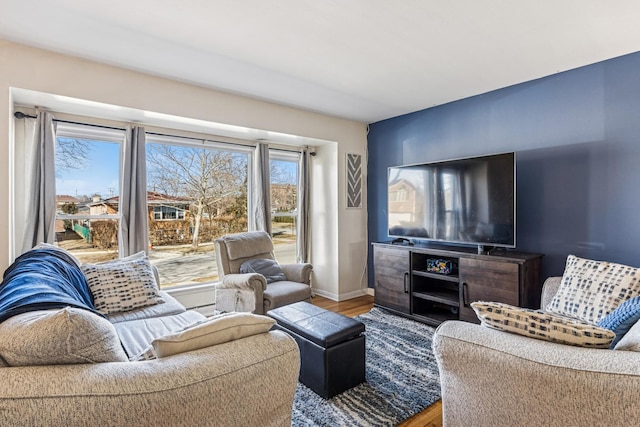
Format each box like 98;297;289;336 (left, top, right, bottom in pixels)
3;0;640;123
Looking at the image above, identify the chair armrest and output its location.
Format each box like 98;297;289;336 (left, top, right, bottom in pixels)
433;320;640;426
220;273;267;292
280;263;312;284
216;273;267;314
540;276;562;309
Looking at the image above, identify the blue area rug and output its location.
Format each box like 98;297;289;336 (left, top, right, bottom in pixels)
292;307;441;426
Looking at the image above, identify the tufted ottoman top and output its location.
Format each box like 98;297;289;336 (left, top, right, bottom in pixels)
268;301;365;348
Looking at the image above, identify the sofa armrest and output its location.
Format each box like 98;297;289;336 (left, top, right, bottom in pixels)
433;320;640;426
280;263;312;284
540;276;562;309
0;330;299;427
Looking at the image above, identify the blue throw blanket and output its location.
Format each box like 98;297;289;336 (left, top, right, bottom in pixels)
0;248;100;323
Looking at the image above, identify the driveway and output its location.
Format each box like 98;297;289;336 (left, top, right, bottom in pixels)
149;242;297;287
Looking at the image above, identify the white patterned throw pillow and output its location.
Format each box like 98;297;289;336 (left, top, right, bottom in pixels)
472;301;615;349
546;255;640;324
82;252;164;315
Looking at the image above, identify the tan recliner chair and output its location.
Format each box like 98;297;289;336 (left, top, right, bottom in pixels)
214;231;312;314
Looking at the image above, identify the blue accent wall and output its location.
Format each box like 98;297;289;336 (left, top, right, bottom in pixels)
367;51;640;286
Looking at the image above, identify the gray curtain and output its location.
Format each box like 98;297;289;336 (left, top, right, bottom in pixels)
120;126;149;256
22;110;57;253
252;142;272;235
296;148;310;263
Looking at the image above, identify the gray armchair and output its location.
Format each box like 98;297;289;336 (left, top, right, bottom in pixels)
214;231;312;314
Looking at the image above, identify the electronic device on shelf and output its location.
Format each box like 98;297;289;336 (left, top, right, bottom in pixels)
387;152;516;253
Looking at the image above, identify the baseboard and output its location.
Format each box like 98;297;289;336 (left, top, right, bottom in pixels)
313;288;372;302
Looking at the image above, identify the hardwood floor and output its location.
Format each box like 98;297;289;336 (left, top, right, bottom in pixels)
311;294;443;427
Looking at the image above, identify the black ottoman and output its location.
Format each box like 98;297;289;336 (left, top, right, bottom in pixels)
268;301;365;398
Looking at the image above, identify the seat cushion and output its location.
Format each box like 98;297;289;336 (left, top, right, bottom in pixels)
263;281;312;312
108;291;186;324
114;310;206;359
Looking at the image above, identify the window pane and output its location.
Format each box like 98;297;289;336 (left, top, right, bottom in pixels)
146;142;249;288
270;158;298;265
54;137;121;263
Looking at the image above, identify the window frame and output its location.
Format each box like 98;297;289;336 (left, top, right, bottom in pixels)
54;123;125;253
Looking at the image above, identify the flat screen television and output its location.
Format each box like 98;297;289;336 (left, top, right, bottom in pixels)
387;152;515;250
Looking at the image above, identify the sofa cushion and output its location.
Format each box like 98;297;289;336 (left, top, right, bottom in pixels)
0;307;128;366
546;255;640;324
263;281;312;311
598;295;640;348
138;312;276;360
472;301;615;349
114;310;206;360
82;252;164;315
240;259;287;283
108;291;186;323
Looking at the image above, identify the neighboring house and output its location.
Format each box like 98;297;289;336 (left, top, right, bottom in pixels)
55;195;82;233
78;192;193;247
89;191;191;220
388;179;419;223
55;194;81;210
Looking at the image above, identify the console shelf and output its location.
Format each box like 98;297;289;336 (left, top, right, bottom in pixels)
412;290;459;307
412;270;459;282
372;242;543;326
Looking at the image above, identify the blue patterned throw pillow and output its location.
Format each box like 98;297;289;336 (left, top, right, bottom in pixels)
597;296;640;348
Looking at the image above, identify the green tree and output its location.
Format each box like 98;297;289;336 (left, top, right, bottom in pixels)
61;202;78;230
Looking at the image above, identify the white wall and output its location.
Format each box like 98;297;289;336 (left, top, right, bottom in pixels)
0;40;369;300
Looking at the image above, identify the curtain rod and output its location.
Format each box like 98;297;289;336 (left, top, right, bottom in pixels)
14;111;308;154
14;111;125;131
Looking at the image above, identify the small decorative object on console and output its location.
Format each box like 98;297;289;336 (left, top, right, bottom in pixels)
426;259;456;275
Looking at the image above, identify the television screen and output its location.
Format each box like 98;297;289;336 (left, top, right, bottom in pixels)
387;152;515;248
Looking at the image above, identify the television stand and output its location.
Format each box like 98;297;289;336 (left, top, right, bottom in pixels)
372;242;543;326
477;245;498;255
392;237;414;246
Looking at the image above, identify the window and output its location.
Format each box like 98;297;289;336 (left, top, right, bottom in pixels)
152;205;187;220
270;152;299;265
28;117;306;291
54;124;124;264
146;135;251;288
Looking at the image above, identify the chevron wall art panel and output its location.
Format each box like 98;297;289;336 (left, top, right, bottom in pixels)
346;153;362;209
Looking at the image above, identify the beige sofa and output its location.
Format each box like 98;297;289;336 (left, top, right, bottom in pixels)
433;277;640;426
0;253;300;427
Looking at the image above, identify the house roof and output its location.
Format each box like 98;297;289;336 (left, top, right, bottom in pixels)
56;195;81;204
94;191;191;206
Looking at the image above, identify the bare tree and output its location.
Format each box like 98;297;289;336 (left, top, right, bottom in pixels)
147;144;248;247
55;138;92;176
